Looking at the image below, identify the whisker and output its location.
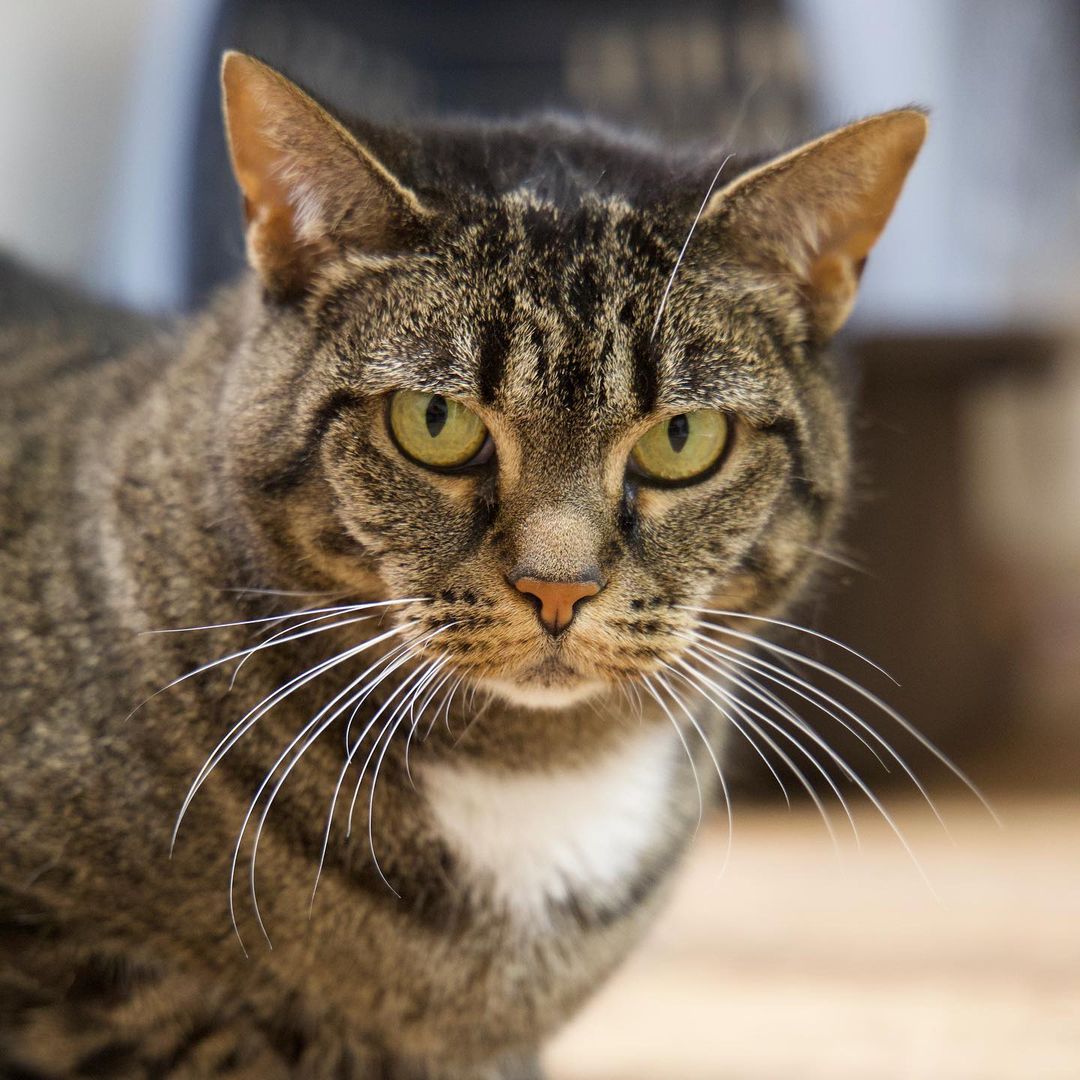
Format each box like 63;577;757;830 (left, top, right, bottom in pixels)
228;609;388;690
227;625;425;951
450;688;496;749
683;647;941;890
342;631;443;751
642;675;705;834
642;672;732;875
660;658;791;807
172;620;417;853
678;606;896;684
692;618;997;823
668;659;844;853
337;657;451;898
307;627;456;913
404;667;455;790
651;154;734;341
431;673;466;741
686;630;889;773
688;629;951;833
361;658;449;895
144;597;425;636
309;653;446;913
679;652;855;849
243;629;450;948
795;543;871;576
132;607;405;724
222;587;351;598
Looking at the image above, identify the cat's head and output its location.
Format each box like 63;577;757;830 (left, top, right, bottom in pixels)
217;53;924;711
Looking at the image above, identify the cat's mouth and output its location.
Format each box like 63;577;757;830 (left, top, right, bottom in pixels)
483;656;606;710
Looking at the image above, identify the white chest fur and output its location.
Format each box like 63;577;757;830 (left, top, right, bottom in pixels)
422;726;678;924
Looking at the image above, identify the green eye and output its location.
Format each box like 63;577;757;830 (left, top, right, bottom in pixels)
630;411;730;484
388;391;489;470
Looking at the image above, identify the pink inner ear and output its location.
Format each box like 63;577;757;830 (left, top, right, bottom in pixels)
222;52;430;299
702;109;926;339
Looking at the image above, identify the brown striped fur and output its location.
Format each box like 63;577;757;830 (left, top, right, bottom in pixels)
0;53;924;1078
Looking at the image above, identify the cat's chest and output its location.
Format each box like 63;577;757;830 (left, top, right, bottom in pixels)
421;727;678;925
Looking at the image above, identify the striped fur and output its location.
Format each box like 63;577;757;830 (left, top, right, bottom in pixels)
0;56;924;1077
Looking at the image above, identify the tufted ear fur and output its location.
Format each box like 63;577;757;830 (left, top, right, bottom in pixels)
703;109;927;339
221;51;429;299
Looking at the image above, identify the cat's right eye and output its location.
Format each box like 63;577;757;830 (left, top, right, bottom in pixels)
629;410;731;485
388;391;492;471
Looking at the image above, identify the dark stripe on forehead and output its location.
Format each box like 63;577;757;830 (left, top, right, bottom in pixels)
567;258;600;328
528;319;548;383
614;214;671;275
555;351;589;410
476;313;511;404
631;332;659;414
523;204;559;252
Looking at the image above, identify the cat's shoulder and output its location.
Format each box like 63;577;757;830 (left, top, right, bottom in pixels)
0;254;158;392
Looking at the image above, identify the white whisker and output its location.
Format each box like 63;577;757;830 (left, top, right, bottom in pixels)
404;667;455;790
678;605;896;684
661;658;791;807
651;155;734;341
642;672;732;875
227;610;386;690
668;659;844;854
172;619;417;854
362;657;449;895
428;673;467;741
450;687;496;749
229;624;425;950
145;597;425;637
691;631;893;769
679;652;854;849
309;651;448;913
688;629;952;834
309;626;454;888
682;645;940;892
134;607;408;725
642;675;705;834
692;618;997;823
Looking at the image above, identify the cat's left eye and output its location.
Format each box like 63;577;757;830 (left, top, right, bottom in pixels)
388;391;491;471
629;410;731;485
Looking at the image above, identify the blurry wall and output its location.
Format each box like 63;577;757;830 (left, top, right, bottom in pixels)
0;2;147;289
799;0;1080;330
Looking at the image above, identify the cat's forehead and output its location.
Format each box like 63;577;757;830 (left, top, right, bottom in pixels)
435;192;673;423
339;187;791;432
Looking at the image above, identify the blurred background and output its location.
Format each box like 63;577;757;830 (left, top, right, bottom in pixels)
2;1;1077;1076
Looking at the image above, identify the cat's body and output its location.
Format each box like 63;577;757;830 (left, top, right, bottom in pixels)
0;55;924;1078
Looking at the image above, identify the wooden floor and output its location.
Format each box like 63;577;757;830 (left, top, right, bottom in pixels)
546;790;1080;1080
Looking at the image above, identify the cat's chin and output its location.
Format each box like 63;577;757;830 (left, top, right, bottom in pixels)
482;676;607;711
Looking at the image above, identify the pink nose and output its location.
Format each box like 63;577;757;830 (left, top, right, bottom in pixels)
511;576;602;635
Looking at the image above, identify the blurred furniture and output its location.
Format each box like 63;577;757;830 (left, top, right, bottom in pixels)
816;330;1061;782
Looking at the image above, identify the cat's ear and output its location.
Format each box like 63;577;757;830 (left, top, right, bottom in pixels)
703;109;927;339
221;51;428;298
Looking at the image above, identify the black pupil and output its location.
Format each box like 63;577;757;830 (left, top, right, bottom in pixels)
667;414;690;454
425;395;448;438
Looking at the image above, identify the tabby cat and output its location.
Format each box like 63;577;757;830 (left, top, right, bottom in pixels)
0;52;925;1079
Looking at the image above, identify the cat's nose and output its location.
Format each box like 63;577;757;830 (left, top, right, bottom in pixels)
510;573;603;636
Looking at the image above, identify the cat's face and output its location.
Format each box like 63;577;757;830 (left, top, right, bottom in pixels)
220;54;924;710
